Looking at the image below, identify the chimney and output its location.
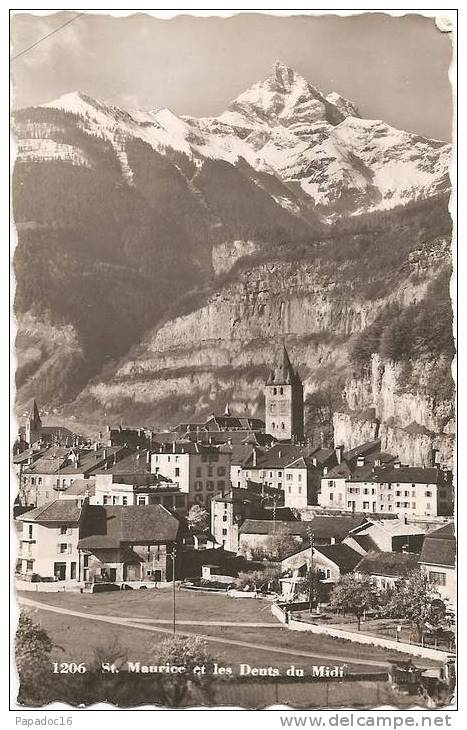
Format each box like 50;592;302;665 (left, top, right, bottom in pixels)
103;448;107;459
252;448;257;468
432;449;441;467
335;445;344;464
172;442;176;453
146;451;151;465
357;455;365;467
93;441;98;451
323;466;328;476
278;450;282;459
312;457;318;467
136;453;140;461
374;458;381;467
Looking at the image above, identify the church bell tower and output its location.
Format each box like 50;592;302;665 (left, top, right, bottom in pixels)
265;345;304;442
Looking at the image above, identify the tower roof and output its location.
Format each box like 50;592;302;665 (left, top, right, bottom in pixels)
29;399;41;424
267;345;302;386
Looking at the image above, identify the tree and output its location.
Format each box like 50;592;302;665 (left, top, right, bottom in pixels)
235;566;281;592
382;570;445;644
263;528;300;560
151;635;216;707
187;504;209;532
16;612;54;705
330;574;380;630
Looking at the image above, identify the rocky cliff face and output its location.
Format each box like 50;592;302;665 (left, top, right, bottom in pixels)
333;353;454;467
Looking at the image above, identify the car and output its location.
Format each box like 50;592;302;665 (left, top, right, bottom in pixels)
120;583;134;591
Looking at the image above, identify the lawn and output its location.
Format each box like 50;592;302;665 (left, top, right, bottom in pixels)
17;587;273;623
16;588;443;675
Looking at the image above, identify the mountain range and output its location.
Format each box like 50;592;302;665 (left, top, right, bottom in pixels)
12;62;454;464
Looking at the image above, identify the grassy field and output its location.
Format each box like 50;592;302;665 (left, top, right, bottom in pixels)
17;588;442;675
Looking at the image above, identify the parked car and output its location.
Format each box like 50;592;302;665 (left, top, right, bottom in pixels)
120;584;134;591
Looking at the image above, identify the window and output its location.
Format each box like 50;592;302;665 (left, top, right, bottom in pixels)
404;491;409;497
425;491;432;497
278;482;282;489
207;467;213;477
363;501;370;510
288;486;291;494
122;496;128;505
26;560;34;571
273;388;277;395
426;503;431;510
195;481;203;491
272;422;275;429
38;477;42;485
279;387;283;395
28;525;33;539
31;477;35;485
222;529;227;536
222;515;228;522
298;486;302;495
217;467;226;476
281;423;285;430
412;502;416;509
103;496;109;505
364;488;369;495
428;571;446;586
298;474;302;482
286;473;293;481
60;526;68;535
59;543;68;554
196;467;202;477
329;493;333;501
138;496;146;505
396;491;401;496
175;468;180;477
112;496;118;505
207;481;215;491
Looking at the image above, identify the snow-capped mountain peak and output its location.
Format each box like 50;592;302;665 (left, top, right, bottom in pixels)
20;62;451;217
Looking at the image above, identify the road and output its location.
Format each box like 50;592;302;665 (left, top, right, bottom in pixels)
19;595;389;670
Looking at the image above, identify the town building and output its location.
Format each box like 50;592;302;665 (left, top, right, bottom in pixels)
19;399;77;448
280;542;362;601
319;444;453;519
265;345;304;442
20;445;126;507
419;522;456;607
150;441;230;510
17;500;83;580
210;485;289;552
78;504;187;583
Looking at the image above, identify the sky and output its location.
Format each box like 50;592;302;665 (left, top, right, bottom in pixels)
10;11;453;141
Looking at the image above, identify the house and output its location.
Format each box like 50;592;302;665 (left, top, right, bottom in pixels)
102;425;150;449
419;523;456;607
374;466;453;518
20;445;126;507
58;478;96;505
150;441;231;510
92;449;189;514
210;485;285;552
279;542;362;601
318;441;395;511
344;518;426;554
355;551;421;590
304;514;368;545
238;518;310;554
239;443;321;508
78;504;187;583
17;500;84;580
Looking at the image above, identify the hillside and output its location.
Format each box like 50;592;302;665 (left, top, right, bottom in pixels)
11;62;453;463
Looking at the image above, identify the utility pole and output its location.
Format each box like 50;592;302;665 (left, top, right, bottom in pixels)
307;525;315;614
169;545;177;634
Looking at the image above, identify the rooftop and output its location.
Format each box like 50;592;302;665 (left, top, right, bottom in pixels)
356;551;421;577
17;499;83;523
419;522;455;568
78;504;183;550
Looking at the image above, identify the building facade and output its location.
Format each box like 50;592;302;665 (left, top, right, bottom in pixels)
265;346;304;442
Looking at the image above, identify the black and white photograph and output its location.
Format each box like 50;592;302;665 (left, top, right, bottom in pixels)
9;8;456;712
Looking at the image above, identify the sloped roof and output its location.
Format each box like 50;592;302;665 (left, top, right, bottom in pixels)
356;551;420;577
266;345;302;386
419;522;455;568
17;500;82;523
239;519;309;537
78;504;183;549
62;478;96;496
315;543;362;572
307;515;368;540
374;467;442;485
